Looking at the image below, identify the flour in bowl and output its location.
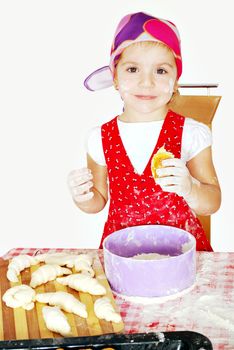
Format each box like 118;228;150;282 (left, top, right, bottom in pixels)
131;253;170;260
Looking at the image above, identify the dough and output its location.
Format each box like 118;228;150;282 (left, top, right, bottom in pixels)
2;284;36;310
73;254;94;277
7;254;40;282
36;291;87;318
56;273;106;295
94;297;122;323
151;145;174;180
35;252;74;265
30;264;72;288
42;306;71;336
36;252;94;276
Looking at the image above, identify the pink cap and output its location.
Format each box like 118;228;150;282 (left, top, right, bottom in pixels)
84;12;182;91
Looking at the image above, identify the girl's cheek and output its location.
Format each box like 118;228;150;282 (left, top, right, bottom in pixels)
158;77;175;95
168;78;175;94
118;79;134;93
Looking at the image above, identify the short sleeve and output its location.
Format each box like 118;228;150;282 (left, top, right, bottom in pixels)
85;126;106;166
182;118;212;161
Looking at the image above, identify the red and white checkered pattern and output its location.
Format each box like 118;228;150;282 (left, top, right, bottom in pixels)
2;248;234;350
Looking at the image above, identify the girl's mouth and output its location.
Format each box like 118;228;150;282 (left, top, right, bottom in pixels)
134;95;157;100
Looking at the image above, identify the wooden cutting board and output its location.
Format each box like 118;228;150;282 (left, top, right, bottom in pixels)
0;254;124;341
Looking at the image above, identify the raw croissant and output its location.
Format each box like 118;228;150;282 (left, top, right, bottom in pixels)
7;254;40;282
73;254;94;277
56;273;106;295
36;253;94;276
94;297;122;323
36;291;87;318
30;264;72;288
42;306;71;336
2;284;36;310
35;252;75;265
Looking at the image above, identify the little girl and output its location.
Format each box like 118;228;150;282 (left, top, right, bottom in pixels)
68;12;221;251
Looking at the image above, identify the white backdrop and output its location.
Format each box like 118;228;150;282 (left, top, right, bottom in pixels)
0;0;233;255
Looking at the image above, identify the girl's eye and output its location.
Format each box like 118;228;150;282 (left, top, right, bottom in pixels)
127;67;138;73
157;68;167;74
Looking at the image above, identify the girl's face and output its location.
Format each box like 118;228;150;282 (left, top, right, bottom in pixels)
115;43;178;116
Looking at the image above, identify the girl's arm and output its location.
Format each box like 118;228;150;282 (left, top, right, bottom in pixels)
82;154;108;213
156;146;221;216
68;154;108;214
185;146;221;215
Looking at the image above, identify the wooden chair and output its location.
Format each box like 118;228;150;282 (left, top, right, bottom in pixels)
169;84;221;242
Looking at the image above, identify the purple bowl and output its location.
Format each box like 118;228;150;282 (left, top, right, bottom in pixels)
103;225;196;297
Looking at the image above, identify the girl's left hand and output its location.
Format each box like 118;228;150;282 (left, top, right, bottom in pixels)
155;158;193;198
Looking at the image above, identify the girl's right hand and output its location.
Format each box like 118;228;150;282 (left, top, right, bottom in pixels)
67;168;94;203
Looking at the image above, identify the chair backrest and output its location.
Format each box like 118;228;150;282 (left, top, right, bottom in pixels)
169;94;221;242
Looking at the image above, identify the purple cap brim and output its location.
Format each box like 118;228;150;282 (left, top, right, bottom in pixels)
83;66;113;91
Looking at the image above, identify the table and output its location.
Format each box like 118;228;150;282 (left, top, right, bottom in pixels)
1;248;234;350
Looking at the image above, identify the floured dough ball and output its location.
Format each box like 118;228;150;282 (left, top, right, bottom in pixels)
151;146;174;180
2;284;36;310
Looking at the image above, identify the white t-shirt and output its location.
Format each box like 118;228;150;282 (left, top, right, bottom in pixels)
86;117;212;175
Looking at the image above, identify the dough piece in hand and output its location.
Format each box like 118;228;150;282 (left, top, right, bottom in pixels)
151;146;174;180
42;306;71;336
2;284;36;310
94;297;122;323
7;254;40;282
56;273;106;295
36;291;87;318
30;264;72;288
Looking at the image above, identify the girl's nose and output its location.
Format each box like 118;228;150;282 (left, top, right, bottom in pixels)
139;72;155;88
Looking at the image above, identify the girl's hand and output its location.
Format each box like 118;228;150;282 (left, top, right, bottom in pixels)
67;168;94;203
155;158;193;199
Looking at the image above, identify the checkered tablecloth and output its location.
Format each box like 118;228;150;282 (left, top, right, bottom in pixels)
2;248;234;350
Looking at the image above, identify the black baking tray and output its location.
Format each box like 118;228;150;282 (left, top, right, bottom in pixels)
0;331;212;349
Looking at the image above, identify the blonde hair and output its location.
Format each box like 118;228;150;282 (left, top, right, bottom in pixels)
120;40;175;60
126;40;172;50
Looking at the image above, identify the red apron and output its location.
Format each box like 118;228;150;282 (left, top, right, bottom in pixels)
100;110;213;251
